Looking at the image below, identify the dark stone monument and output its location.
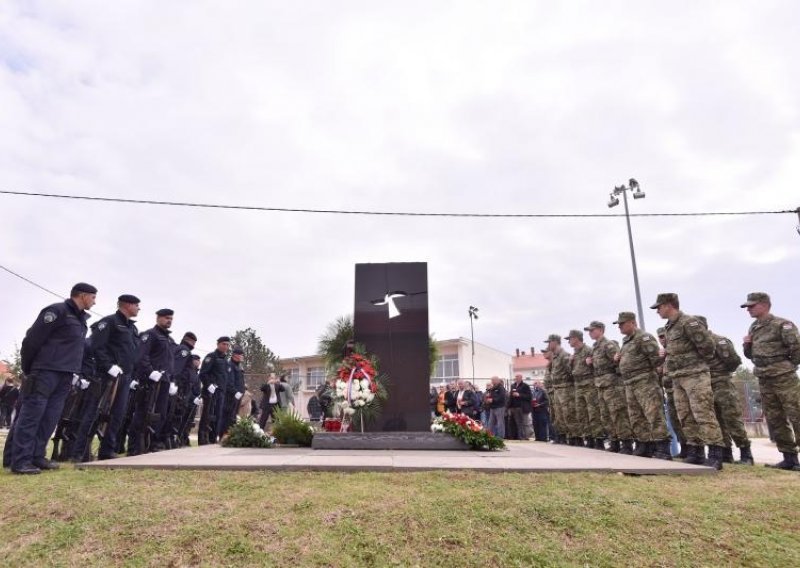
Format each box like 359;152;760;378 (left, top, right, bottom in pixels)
353;262;430;432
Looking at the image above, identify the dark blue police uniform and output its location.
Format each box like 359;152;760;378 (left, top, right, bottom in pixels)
12;298;89;472
198;349;230;444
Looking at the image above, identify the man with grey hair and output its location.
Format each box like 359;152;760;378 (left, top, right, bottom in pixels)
484;376;506;438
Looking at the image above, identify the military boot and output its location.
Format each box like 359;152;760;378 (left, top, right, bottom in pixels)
619;440;634;455
765;452;800;471
677;444;688;459
653;440;673;461
704;445;724;471
632;440;648;457
607;440;621;453
683;445;705;465
738;446;754;465
594;438;606;450
721;446;734;463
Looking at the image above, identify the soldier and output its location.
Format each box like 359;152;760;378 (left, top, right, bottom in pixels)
220;346;246;436
126;308;176;455
541;348;564;443
585;321;634;454
198;336;232;444
10;283;96;474
567;329;604;449
656;327;687;458
614;311;672;460
694;315;754;465
741;292;800;471
652;293;724;469
545;335;579;445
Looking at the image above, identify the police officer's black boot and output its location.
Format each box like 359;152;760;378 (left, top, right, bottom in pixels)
704;445;724;471
569;437;581;446
619;439;634;455
607;439;621;453
584;437;595;449
738;446;754;465
721;446;734;464
653;440;673;461
594;438;606;450
765;452;800;471
684;444;705;465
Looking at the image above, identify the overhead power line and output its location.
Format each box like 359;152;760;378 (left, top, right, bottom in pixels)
1;190;796;218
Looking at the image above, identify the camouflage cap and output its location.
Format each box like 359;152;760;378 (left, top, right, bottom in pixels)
656;327;666;337
544;334;562;343
539;348;549;354
583;320;605;331
741;292;770;308
566;329;584;340
694;315;708;329
613;311;636;324
650;292;679;309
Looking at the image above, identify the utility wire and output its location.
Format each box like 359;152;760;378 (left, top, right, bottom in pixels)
0;264;105;318
1;190;796;218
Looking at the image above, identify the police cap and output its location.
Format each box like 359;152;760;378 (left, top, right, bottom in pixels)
156;308;174;317
217;336;231;344
118;294;141;304
71;282;98;296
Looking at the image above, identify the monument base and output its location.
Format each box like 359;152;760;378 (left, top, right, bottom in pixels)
311;432;470;451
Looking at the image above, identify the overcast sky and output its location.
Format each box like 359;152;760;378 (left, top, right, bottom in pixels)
1;1;798;366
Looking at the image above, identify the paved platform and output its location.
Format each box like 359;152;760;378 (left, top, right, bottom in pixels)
78;440;719;475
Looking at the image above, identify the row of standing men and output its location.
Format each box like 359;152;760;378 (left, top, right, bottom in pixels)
4;285;247;474
539;291;800;471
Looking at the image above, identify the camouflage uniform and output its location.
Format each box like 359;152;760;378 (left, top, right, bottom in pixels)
709;332;749;449
657;327;686;449
542;358;559;438
664;312;723;447
619;329;670;442
744;314;800;454
592;336;633;442
549;350;576;438
571;343;603;439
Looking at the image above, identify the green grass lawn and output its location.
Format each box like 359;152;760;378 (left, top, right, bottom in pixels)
1;436;799;567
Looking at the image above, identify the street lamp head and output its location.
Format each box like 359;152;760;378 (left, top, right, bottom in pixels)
628;178;639;190
607;193;620;208
632;190;646;199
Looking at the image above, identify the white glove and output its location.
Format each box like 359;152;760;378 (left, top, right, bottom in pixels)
168;383;178;396
108;365;123;378
234;391;243;400
148;370;163;382
207;384;217;394
72;374;80;386
130;380;139;391
79;379;90;390
193;396;202;406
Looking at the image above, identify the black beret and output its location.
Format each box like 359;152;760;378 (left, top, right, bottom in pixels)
71;282;98;295
183;331;197;341
118;294;141;304
232;346;245;355
217;336;231;343
156;308;174;316
191;354;201;360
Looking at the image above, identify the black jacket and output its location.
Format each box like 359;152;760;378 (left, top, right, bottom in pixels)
508;380;533;411
133;326;176;382
199;350;230;390
90;310;139;377
172;341;195;393
21;299;90;375
485;384;507;409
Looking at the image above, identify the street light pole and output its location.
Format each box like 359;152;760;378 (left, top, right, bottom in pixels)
468;306;478;381
608;179;647;330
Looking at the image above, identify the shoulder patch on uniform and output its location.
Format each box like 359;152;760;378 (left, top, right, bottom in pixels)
141;333;150;342
642;335;653;341
43;311;57;324
97;321;107;331
204;356;212;363
689;321;699;327
180;349;189;358
718;340;728;345
783;323;794;330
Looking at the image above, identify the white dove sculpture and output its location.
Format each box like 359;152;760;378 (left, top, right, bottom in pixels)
372;292;407;318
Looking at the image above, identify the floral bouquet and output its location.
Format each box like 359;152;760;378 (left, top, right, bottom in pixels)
431;411;505;451
334;346;388;432
221;416;274;448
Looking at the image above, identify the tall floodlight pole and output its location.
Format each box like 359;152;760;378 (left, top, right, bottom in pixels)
468;306;479;381
607;179;647;330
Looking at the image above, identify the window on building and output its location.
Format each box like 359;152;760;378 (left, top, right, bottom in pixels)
432;354;459;379
287;368;301;392
306;367;326;390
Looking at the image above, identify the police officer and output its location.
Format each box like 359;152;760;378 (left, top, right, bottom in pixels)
198;336;232;444
10;282;96;474
166;331;197;447
178;354;203;445
220;346;246;436
652;293;723;469
614;311;672;460
741;292;800;471
127;308;176;455
71;294;140;461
